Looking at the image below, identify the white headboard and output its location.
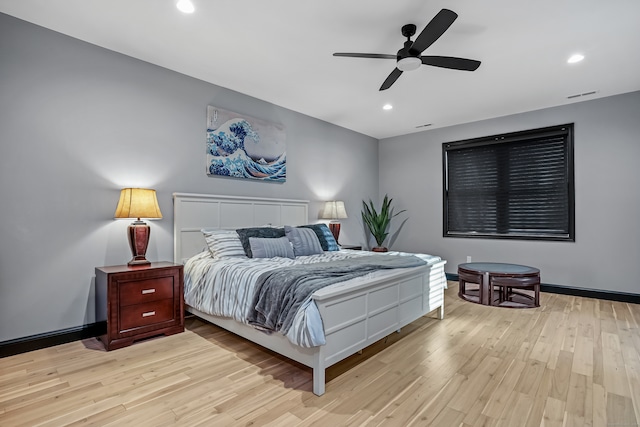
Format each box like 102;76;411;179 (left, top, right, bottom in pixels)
173;193;309;263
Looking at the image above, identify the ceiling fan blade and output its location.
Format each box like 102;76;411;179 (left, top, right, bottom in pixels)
421;56;481;71
333;53;396;59
410;8;458;55
380;68;403;91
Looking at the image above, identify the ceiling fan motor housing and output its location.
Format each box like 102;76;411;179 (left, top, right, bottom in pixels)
397;39;421;71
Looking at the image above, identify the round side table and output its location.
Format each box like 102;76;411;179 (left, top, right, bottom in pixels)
458;262;540;308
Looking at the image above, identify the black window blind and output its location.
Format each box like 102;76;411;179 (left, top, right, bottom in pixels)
443;124;574;241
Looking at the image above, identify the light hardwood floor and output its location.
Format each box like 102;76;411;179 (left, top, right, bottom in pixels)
1;282;639;426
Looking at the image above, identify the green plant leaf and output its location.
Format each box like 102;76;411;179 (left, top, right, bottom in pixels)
361;194;406;247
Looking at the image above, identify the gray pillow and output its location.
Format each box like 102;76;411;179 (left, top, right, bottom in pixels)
249;236;294;259
236;227;285;257
284;225;324;256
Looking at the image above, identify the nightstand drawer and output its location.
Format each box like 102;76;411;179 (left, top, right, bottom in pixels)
119;299;174;331
119;277;174;306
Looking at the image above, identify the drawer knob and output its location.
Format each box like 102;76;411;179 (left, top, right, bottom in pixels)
142;311;156;317
141;289;156;294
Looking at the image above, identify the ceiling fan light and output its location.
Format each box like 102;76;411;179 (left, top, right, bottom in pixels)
397;57;421;72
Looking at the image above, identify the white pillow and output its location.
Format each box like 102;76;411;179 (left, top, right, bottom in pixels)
201;229;247;258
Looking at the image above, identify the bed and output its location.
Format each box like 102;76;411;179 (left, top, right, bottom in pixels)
173;192;447;395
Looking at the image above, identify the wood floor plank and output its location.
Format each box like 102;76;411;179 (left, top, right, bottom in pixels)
571;324;594;377
2;383;102;427
564;372;592;423
592;383;607;427
606;392;638;427
449;355;502;413
0;379;68;410
0;283;638;426
364;375;431;426
408;373;468;425
63;405;128;427
549;349;573;401
524;367;554;427
425;405;466;426
592;303;606;387
481;359;527;418
496;391;533;427
540;396;565;427
544;312;568;371
514;359;546;396
601;331;632;397
34;397;126;427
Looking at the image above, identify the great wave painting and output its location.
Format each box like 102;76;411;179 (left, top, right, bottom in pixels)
206;106;286;182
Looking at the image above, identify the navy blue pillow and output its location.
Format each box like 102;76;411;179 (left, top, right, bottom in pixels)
236;227;285;257
299;224;339;251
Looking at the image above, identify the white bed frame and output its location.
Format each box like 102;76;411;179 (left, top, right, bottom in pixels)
173;193;447;395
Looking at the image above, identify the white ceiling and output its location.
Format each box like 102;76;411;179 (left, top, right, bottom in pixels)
2;0;639;139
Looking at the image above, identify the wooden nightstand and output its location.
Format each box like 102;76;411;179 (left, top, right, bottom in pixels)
340;245;363;250
95;262;184;351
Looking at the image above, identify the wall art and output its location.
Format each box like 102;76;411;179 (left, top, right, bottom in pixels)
206;106;286;182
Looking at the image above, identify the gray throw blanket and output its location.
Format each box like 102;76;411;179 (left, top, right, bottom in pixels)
247;255;427;335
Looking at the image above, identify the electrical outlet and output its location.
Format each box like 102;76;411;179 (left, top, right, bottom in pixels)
466;256;472;263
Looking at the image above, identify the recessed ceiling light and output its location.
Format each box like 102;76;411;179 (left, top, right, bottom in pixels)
567;54;584;64
383;104;393;110
176;0;195;14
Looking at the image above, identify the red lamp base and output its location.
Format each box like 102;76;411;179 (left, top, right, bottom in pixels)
127;221;151;266
328;222;341;244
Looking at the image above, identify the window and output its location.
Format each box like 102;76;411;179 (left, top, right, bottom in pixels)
443;124;574;241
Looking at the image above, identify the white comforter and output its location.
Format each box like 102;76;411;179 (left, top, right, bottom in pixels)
184;249;442;347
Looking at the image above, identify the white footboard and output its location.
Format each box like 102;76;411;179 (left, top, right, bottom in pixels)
186;259;446;396
311;259;446;395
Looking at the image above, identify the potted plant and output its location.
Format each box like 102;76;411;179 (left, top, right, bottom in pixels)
361;194;406;252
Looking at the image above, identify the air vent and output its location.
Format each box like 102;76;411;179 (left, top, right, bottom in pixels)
415;123;432;129
567;90;598;99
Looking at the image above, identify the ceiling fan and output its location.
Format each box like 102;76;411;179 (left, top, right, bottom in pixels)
333;9;481;91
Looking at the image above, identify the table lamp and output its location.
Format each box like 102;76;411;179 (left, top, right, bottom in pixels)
320;200;348;243
114;188;162;266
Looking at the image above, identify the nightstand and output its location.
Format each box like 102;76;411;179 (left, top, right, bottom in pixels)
341;245;363;250
95;262;184;351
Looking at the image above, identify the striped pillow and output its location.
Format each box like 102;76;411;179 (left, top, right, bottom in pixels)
299;223;339;251
201;229;247;258
284;225;324;256
249;236;294;259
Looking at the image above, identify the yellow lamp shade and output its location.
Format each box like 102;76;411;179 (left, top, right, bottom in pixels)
114;188;162;220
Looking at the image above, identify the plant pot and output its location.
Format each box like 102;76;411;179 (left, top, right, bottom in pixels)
372;247;388;253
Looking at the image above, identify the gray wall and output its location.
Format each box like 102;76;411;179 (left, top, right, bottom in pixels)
0;14;378;342
2;12;638;344
380;90;640;294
